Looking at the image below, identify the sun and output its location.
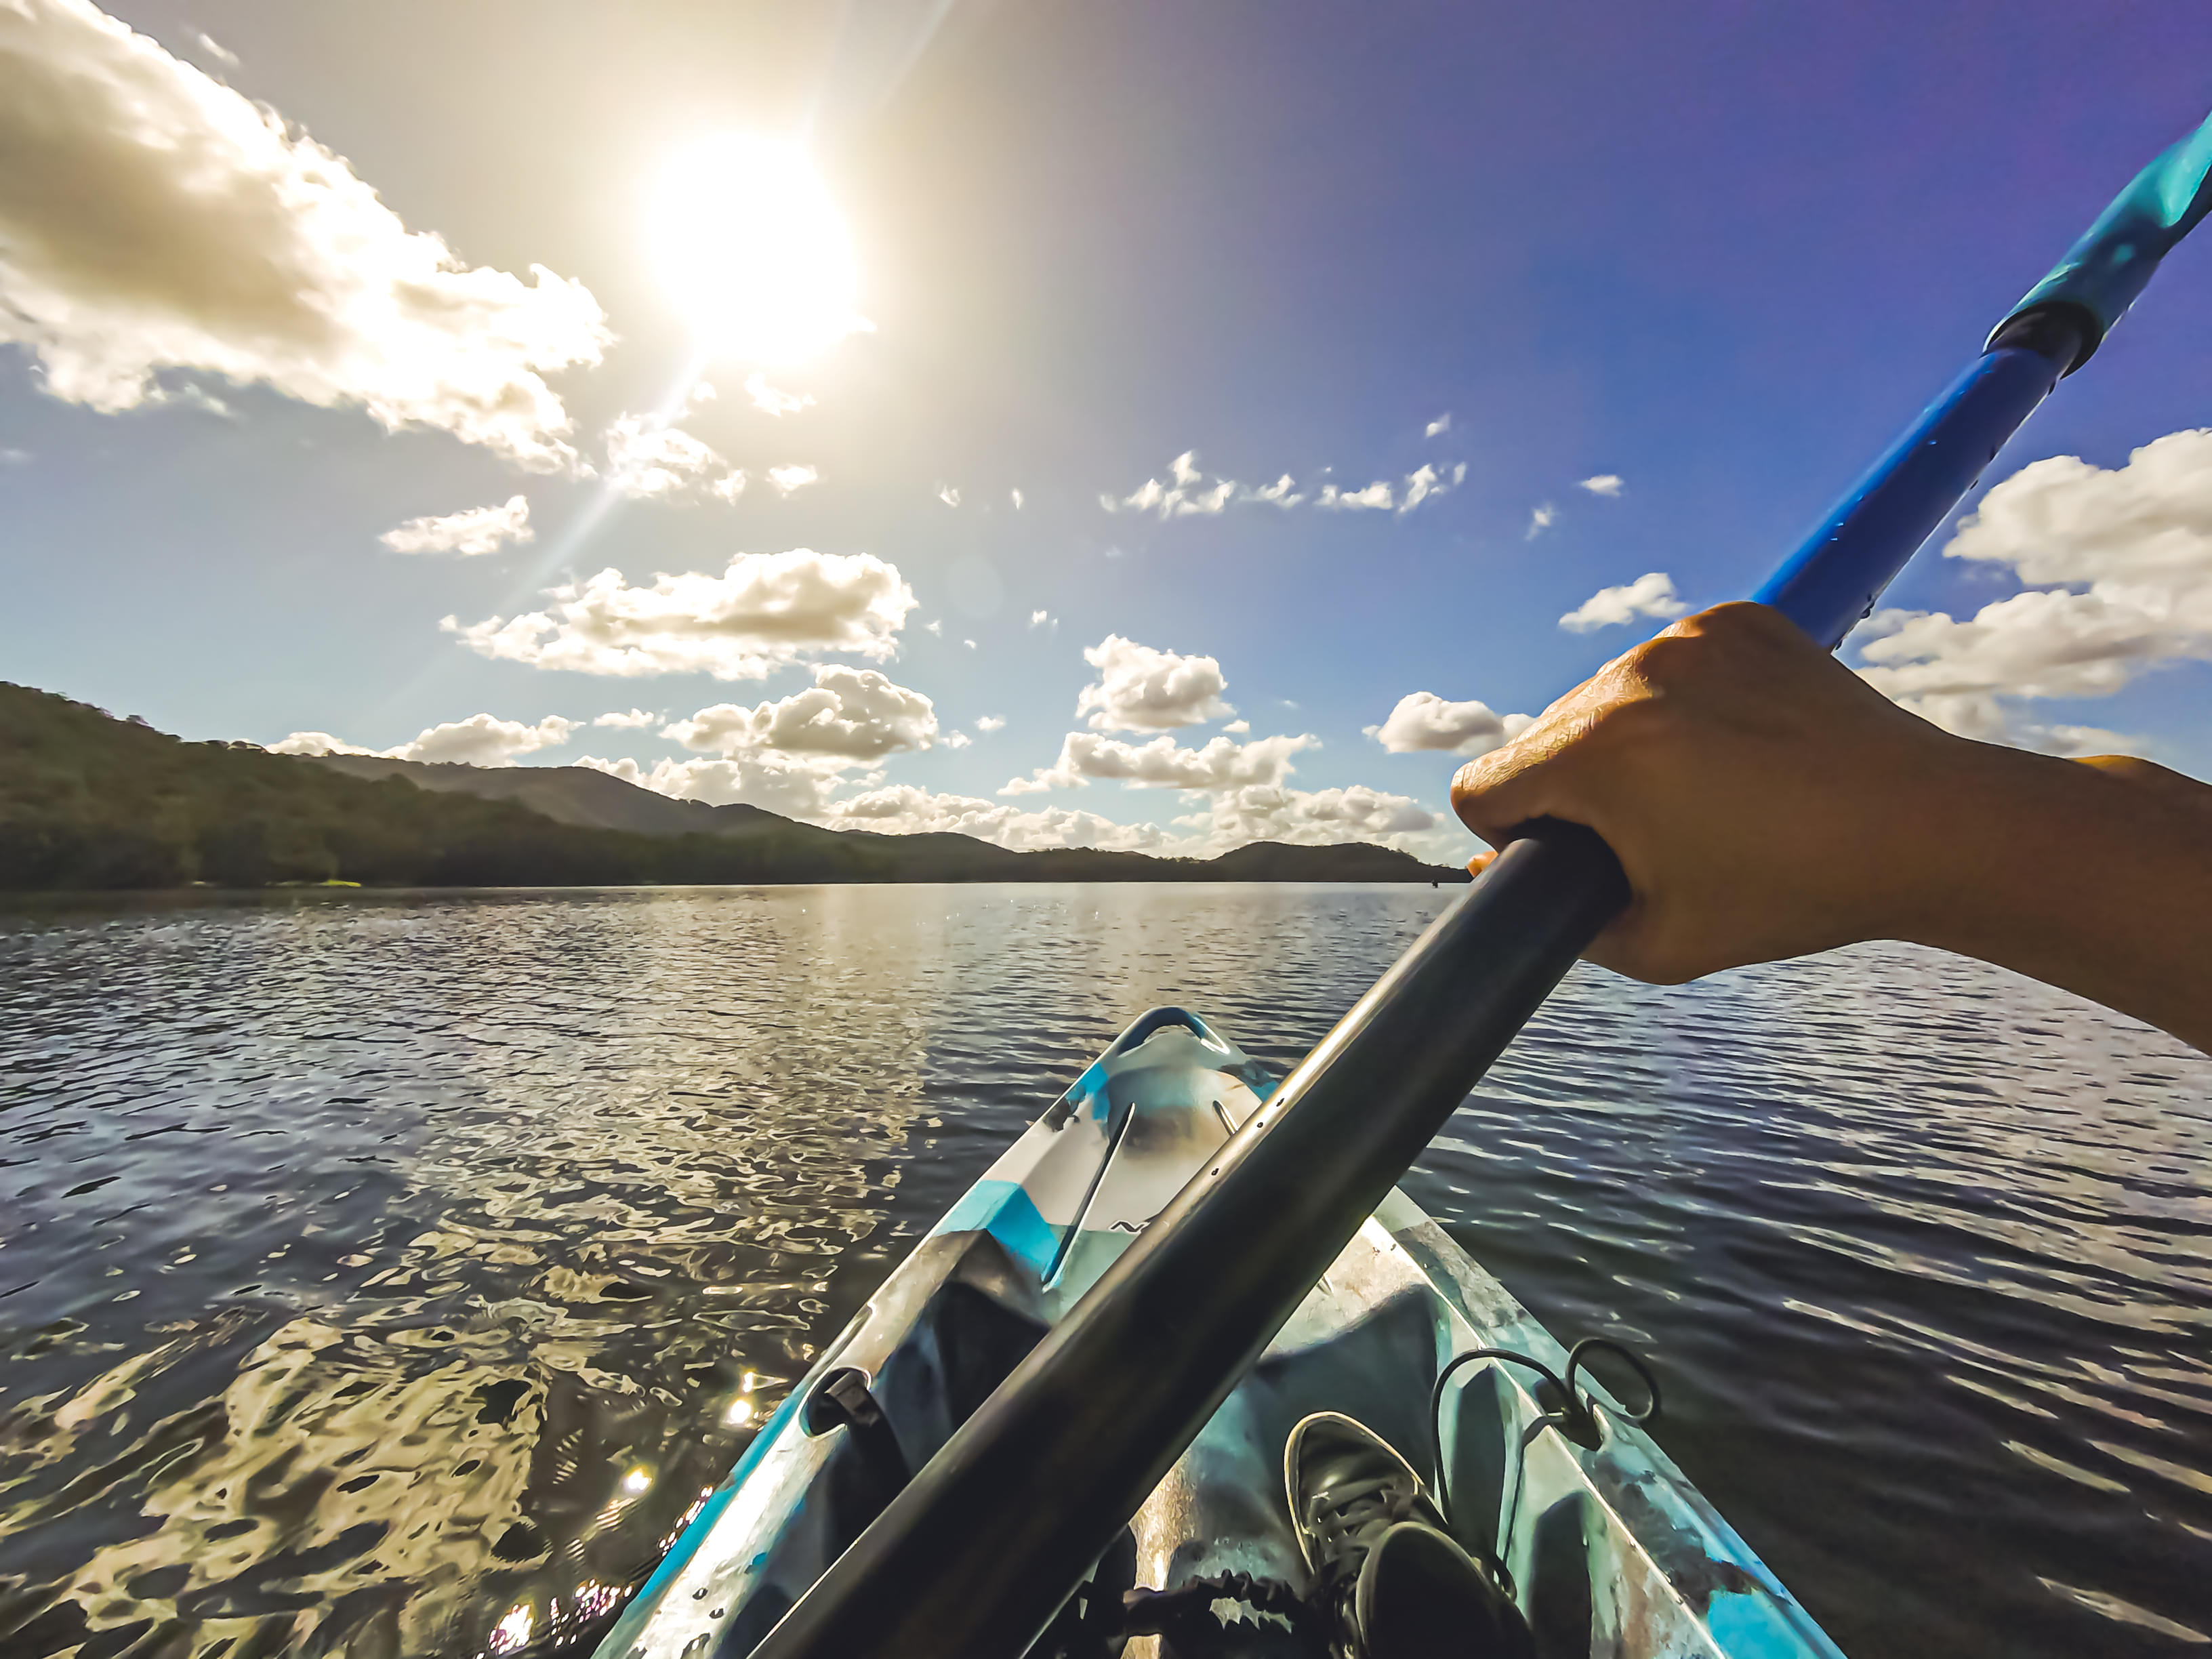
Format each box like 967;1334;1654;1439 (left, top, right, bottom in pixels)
649;135;866;366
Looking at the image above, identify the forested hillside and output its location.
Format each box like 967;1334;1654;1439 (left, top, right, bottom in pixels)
0;684;1467;890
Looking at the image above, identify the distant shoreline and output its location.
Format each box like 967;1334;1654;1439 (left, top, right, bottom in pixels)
0;874;1469;912
4;679;1470;893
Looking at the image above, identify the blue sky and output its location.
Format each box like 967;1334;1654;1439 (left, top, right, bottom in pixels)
4;0;2209;857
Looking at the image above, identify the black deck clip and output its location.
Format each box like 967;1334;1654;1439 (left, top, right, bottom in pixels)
802;1367;912;1500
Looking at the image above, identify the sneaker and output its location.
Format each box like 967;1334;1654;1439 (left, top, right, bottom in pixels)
1284;1412;1530;1659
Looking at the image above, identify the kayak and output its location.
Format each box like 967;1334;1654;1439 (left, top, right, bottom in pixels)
595;1007;1844;1658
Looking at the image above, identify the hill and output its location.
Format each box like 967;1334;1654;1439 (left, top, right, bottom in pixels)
308;752;810;840
0;684;1469;890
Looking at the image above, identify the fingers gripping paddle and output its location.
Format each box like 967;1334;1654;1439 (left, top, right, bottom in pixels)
737;111;2212;1659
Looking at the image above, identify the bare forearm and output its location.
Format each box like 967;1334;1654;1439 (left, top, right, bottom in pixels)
1900;747;2212;1052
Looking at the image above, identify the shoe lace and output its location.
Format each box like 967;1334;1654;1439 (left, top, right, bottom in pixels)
1302;1471;1423;1596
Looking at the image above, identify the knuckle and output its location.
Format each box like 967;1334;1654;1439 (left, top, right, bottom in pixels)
1626;630;1703;683
1582;694;1673;747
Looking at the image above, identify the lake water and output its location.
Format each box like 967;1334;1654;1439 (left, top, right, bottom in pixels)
1;884;2207;1658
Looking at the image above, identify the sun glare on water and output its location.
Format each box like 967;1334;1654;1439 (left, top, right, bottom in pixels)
650;134;866;365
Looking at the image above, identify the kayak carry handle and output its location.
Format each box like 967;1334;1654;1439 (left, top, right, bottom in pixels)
737;112;2207;1659
1098;1005;1222;1059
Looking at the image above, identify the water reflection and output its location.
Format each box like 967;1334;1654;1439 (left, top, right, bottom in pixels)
1;886;2206;1657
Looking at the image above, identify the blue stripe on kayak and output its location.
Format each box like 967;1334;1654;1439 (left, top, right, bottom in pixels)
933;1179;1062;1276
1705;1587;1845;1659
595;1383;809;1653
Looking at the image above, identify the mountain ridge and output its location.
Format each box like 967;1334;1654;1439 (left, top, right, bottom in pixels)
1;684;1471;889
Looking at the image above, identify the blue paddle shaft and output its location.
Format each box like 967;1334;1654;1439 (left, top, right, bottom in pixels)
1756;329;2070;649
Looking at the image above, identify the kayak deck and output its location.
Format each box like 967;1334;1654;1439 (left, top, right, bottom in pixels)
597;1008;1843;1658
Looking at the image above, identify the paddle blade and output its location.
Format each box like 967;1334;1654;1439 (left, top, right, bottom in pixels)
1996;108;2212;367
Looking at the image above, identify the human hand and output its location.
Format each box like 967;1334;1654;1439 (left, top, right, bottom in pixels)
1450;600;2212;1047
1448;602;1997;983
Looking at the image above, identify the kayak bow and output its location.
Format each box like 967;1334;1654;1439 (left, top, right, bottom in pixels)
598;1009;1842;1659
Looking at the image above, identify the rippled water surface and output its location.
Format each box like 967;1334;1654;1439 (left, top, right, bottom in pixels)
1;885;2207;1657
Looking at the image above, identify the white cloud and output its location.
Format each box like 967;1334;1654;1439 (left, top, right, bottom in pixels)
1851;434;2212;749
1527;503;1557;538
924;619;943;636
445;548;916;680
1367;692;1534;756
1003;731;1315;795
379;493;532;556
1425;413;1452;439
821;785;1174;851
1010;487;1024;509
663;665;939;761
1222;718;1249;734
602;413;744;501
191;30;235;66
1319;479;1394;512
273;712;578;766
962;638;977;650
769;464;820;495
582;664;940;819
1559;571;1687;632
1029;609;1054;630
1107;451;1271;518
943;730;971;748
398;713;579;766
1578;474;1624;497
269;731;363;757
1182;783;1433;849
1399;464;1446;515
743;371;812;416
0;0;609;470
571;761;1180;852
1101;454;1452;521
592;708;659;729
975;714;1006;733
938;484;961;507
1074;634;1235;731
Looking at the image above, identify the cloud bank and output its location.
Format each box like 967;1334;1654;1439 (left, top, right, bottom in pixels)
815;785;1172;852
1003;731;1315;795
1856;428;2212;752
446;549;916;680
274;712;579;766
0;0;609;469
1187;783;1433;847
